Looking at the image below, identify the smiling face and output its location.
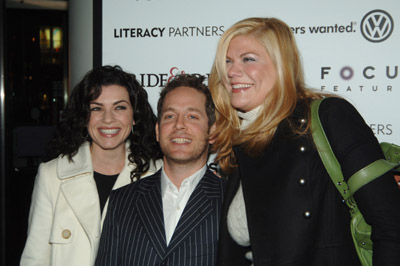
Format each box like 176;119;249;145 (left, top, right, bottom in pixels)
156;86;215;168
88;84;134;154
225;35;277;112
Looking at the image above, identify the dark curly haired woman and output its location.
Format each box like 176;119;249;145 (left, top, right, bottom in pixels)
20;65;162;266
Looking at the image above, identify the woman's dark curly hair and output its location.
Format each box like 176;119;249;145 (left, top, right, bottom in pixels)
47;65;161;181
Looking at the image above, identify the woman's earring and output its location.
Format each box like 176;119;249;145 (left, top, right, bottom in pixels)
131;120;135;135
82;129;89;140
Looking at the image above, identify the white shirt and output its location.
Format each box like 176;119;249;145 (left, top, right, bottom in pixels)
161;165;206;245
227;105;262;247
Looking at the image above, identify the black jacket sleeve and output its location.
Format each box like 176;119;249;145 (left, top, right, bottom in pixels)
319;97;400;265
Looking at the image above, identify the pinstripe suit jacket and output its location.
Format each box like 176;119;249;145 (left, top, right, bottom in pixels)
95;168;225;266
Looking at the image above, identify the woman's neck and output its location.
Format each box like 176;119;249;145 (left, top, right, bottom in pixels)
237;105;262;130
90;145;126;175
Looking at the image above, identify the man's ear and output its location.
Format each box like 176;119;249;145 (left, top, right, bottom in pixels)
208;123;217;144
155;123;160;142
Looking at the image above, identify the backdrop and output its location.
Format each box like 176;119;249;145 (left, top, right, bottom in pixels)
101;0;399;143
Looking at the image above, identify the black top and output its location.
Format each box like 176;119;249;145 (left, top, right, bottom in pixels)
217;98;400;266
94;171;118;214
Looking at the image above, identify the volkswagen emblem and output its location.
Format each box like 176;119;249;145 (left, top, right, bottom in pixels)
361;9;394;43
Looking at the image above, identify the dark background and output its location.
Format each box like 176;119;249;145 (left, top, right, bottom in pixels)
2;4;68;265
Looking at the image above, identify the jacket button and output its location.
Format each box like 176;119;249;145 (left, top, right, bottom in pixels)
299;178;306;185
299;146;306;152
303;211;312;219
62;229;71;239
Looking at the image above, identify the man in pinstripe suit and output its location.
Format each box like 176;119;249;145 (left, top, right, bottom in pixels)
95;74;225;266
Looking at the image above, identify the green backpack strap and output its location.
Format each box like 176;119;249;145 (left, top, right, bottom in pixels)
380;142;400;172
348;159;398;194
311;98;400;198
310;98;351;201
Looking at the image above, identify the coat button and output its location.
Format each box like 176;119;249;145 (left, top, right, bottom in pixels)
299;146;306;152
62;229;71;239
299;178;306;185
303;211;312;219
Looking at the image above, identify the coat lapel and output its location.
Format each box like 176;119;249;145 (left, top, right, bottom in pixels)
58;141;135;243
60;173;101;239
166;169;220;256
58;142;102;242
136;172;168;258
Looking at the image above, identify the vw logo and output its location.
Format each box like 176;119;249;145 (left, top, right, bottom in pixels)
361;9;394;43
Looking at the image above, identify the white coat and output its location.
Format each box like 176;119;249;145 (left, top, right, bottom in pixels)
20;141;160;266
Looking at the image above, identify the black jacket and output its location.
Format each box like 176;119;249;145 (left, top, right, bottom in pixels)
96;168;225;266
217;98;400;266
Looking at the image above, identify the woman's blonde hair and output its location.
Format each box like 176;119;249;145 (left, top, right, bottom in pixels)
209;17;322;173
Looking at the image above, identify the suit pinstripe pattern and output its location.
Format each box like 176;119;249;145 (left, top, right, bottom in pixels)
95;168;225;266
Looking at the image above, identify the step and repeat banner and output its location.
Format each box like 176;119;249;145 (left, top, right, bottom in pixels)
102;0;399;143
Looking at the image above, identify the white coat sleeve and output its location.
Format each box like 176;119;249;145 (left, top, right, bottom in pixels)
20;162;57;266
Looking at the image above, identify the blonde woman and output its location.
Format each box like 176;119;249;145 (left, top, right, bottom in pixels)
209;17;400;265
